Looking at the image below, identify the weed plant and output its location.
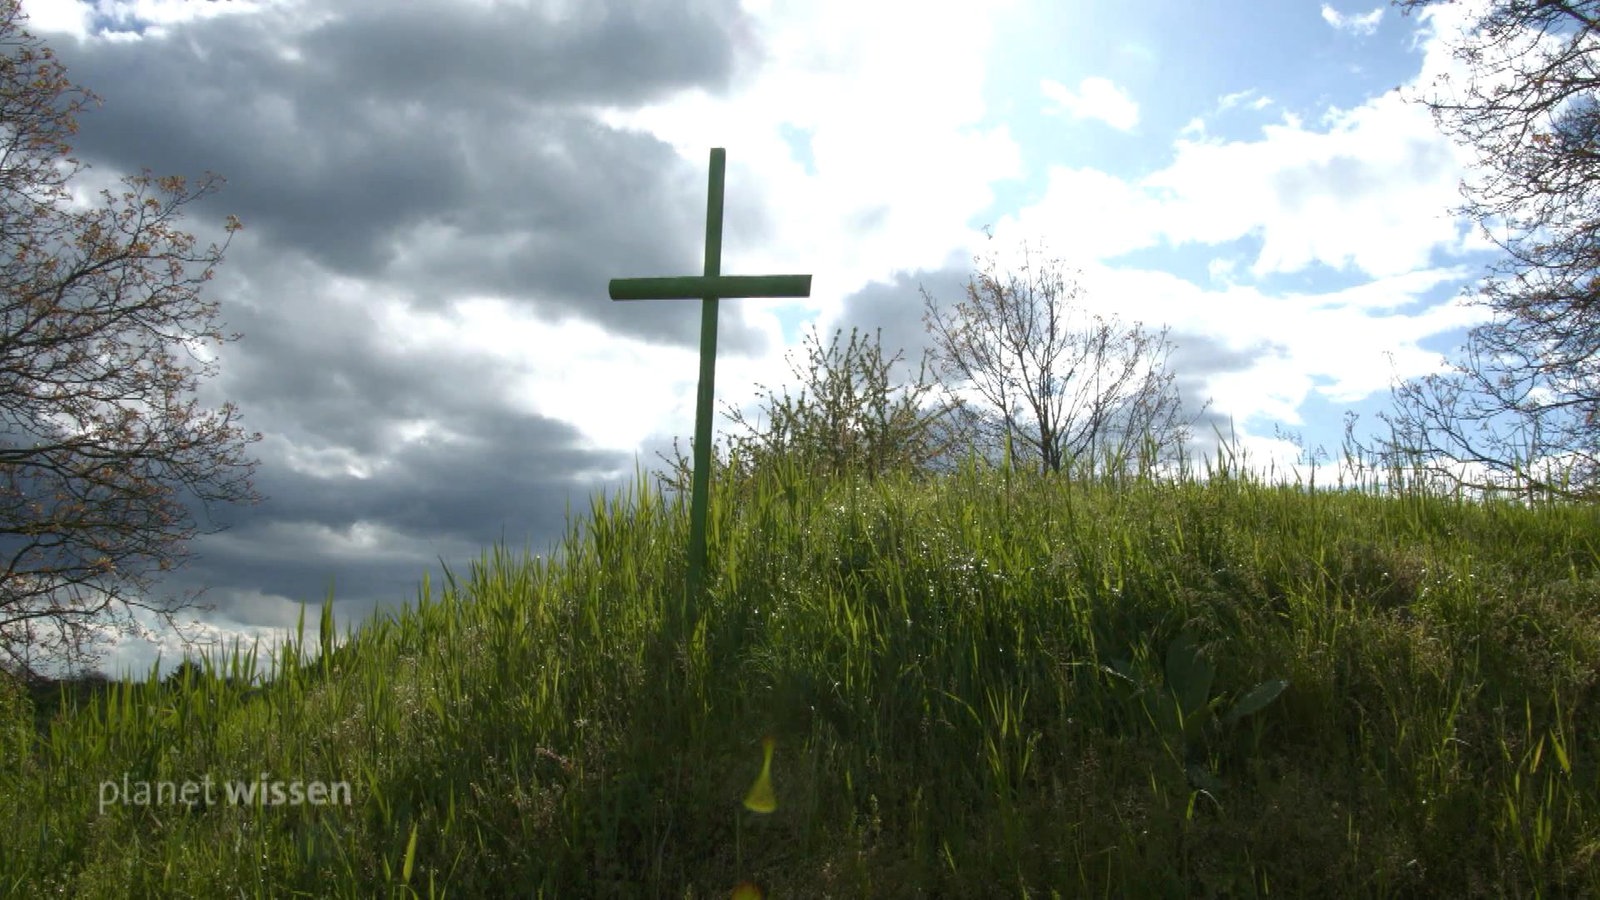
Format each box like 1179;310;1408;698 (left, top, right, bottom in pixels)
2;438;1597;897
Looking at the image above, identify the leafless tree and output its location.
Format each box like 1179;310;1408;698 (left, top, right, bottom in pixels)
920;234;1201;476
1368;0;1600;499
0;0;261;680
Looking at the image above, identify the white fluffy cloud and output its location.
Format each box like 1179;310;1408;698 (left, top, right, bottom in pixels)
1040;76;1140;131
1217;89;1273;113
1065;263;1490;427
1154;96;1472;279
1321;4;1384;36
598;0;1023;326
1004;85;1476;281
21;0;260;40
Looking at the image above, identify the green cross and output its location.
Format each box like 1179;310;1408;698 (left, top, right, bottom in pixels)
609;148;812;611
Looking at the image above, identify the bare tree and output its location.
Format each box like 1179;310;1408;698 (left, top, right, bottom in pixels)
1368;0;1600;499
0;1;261;680
920;234;1200;476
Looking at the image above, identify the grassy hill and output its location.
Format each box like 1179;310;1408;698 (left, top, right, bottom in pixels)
3;450;1598;897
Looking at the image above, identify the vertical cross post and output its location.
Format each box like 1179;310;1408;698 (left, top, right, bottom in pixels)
609;148;811;615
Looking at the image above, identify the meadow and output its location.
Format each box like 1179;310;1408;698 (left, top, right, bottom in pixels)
2;441;1597;897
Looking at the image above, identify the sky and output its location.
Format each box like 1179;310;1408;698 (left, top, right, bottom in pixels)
11;0;1512;678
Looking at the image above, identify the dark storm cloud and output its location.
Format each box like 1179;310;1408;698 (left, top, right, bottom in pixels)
301;2;743;111
43;0;767;350
830;258;971;386
163;405;613;621
135;243;640;632
5;0;778;670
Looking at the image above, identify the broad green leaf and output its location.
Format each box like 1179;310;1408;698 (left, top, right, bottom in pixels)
1224;679;1289;723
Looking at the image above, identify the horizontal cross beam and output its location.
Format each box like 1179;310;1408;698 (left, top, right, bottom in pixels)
609;274;812;301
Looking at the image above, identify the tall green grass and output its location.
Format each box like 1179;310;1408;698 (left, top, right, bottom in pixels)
2;440;1597;897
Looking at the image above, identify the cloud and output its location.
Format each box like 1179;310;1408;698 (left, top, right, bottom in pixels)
1001;87;1474;280
1040;76;1140;131
597;0;1023;320
49;0;753;344
1320;4;1384;36
1066;264;1490;427
1013;79;1475;280
21;0;256;41
10;0;765;676
1217;89;1273;113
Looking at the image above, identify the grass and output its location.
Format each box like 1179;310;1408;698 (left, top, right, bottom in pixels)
2;439;1598;897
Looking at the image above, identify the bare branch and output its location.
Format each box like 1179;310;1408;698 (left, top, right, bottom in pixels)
1381;0;1600;500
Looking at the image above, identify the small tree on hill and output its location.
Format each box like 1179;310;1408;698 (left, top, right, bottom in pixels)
921;234;1201;476
0;1;261;679
657;325;959;495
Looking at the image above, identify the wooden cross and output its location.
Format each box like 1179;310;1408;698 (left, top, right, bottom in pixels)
609;148;812;611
